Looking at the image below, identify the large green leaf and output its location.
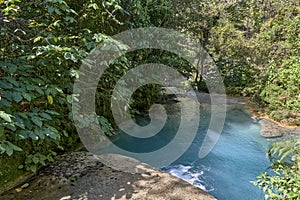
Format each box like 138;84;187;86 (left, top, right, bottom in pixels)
31;116;43;127
7;141;23;152
0;111;12;123
12;91;23;103
39;113;52;120
0;80;13;89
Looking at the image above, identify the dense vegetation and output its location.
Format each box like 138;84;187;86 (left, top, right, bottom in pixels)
0;0;299;198
253;139;300;199
172;0;300;126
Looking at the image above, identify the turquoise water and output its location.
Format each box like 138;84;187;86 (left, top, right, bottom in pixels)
113;107;272;199
162;108;271;199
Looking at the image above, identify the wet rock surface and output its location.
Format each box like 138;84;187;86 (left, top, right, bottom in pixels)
259;118;300;139
259;119;285;138
0;152;216;200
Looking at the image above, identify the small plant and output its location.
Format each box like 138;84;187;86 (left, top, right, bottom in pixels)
18;151;57;173
253;139;300;200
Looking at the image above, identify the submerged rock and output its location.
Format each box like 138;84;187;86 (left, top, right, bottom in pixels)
0;152;216;200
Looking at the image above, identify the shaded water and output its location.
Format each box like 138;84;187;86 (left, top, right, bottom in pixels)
114;105;272;200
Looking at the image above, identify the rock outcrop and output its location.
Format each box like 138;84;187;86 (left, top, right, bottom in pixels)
0;152;216;200
259;118;284;138
259;118;300;139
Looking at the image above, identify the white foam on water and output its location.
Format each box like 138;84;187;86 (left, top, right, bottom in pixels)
164;164;214;192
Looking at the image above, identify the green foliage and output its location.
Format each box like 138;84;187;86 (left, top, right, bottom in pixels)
19;151;56;172
1;0;299;194
253;139;300;199
254;6;300;125
172;0;300;124
260;57;300;125
0;153;31;192
0;0;176;178
0;0;127;173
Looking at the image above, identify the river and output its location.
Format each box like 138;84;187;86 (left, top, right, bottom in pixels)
113;101;273;199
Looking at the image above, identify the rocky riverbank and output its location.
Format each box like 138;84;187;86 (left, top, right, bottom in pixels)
185;90;300;139
0;151;216;200
256;118;300;139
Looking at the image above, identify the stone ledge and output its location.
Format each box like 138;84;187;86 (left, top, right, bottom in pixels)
0;152;216;200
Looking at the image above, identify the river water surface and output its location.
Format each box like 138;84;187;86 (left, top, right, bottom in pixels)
114;103;272;200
